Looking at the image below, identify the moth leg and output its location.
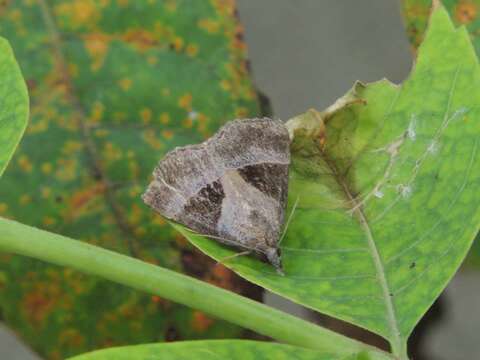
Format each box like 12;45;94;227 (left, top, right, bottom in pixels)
217;250;251;265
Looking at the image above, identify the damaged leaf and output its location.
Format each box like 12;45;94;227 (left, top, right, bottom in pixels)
182;5;480;355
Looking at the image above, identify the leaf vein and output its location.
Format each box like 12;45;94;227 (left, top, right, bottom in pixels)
38;0;138;255
385;137;478;265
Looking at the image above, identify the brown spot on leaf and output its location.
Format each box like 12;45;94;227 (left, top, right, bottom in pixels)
68;182;106;216
55;0;100;29
83;33;110;71
22;283;60;327
191;311;214;332
122;29;159;51
456;2;477;24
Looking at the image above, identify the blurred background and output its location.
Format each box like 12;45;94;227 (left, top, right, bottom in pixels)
1;1;479;359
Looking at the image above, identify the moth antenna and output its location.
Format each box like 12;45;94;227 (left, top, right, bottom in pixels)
217;250;251;265
278;196;300;246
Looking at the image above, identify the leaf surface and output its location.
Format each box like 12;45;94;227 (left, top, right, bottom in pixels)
183;5;480;353
401;0;480;268
69;340;373;360
0;37;28;177
0;1;261;358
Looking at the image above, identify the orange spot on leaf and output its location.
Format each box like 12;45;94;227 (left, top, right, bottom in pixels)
22;282;61;327
118;78;132;91
186;43;199;57
162;130;174;140
182;117;193;128
55;158;78;181
192;311;215;332
69;183;106;213
41;187;51;199
220;79;231;91
235;107;248;118
178;93;192;110
456;2;477;24
20;194;31;205
18;155;33;173
0;203;8;214
83;33;110;71
173;36;184;51
42;216;57;226
198;18;220;33
41;162;53;175
140;108;153;124
160;112;170;124
122;29;158;51
143;129;164;150
55;0;100;29
89;101;105;124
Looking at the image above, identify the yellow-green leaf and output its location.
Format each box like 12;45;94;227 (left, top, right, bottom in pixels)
182;5;480;356
0;37;28;177
401;0;480;268
69;340;378;360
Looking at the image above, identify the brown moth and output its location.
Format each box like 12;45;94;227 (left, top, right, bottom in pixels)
142;118;290;273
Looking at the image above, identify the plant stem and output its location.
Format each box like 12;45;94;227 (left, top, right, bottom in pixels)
0;217;391;359
392;341;409;360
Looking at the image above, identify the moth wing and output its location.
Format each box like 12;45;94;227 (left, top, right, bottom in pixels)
143;118;290;251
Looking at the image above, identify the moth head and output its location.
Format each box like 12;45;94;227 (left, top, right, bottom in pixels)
265;247;283;275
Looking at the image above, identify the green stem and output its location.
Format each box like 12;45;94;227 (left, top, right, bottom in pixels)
392;341;409;360
0;217;391;359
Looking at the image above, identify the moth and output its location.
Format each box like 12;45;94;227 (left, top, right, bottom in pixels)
142;118;290;273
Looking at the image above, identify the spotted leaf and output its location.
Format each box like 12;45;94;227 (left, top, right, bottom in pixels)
0;0;261;358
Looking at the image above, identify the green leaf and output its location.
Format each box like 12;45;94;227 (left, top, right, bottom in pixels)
0;1;261;358
183;5;480;356
0;37;28;177
401;0;480;268
68;340;364;360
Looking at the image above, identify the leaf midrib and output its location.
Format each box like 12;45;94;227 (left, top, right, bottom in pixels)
38;0;138;255
318;63;463;355
321;154;402;353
